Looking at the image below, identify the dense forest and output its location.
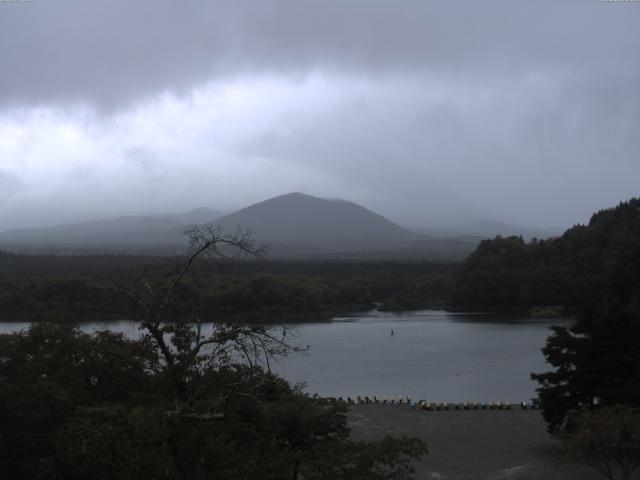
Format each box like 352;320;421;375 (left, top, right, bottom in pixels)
0;253;454;321
452;198;640;309
526;199;640;450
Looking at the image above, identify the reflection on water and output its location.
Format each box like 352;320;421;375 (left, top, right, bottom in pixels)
0;309;572;402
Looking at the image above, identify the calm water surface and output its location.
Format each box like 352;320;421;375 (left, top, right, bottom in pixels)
0;309;570;402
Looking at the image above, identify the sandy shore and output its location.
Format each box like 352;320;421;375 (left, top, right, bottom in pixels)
348;405;602;480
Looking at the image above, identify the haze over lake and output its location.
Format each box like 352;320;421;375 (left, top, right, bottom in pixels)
1;310;570;403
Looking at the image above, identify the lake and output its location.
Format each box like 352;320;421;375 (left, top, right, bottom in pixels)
0;309;570;403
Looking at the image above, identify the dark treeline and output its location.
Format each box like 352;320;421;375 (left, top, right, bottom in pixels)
452;198;640;309
0;253;455;321
3;198;639;320
523;199;640;443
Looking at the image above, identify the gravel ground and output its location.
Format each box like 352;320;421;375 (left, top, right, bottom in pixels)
348;405;603;480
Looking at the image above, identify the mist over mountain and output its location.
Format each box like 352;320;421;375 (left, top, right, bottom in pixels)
323;163;505;233
0;207;223;251
0;191;570;259
413;220;562;240
212;193;421;253
157;207;225;225
0;193;481;259
2;1;639;239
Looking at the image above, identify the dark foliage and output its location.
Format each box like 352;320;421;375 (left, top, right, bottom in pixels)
527;200;640;433
0;322;426;480
452;197;640;308
531;301;640;433
0;323;161;479
0;256;454;320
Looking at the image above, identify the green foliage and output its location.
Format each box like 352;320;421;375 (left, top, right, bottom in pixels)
0;323;160;479
200;274;374;315
378;273;452;311
452;198;640;308
480;199;640;435
0;259;455;320
532;301;640;433
0;323;426;479
0;277;105;320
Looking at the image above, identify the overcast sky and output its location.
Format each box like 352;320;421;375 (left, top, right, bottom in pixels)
1;0;639;231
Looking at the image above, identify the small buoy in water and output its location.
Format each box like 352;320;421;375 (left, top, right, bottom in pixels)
390;329;394;336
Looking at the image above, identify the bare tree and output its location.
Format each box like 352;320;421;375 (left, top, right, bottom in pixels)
112;225;302;394
565;406;640;480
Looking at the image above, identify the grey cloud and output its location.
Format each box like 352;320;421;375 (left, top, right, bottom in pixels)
125;147;162;177
240;71;640;228
0;0;639;232
0;170;23;196
1;1;639;109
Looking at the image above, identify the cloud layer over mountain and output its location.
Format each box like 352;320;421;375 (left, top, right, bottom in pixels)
1;1;638;230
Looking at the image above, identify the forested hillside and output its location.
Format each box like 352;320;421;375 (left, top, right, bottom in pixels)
0;254;454;321
452;198;640;308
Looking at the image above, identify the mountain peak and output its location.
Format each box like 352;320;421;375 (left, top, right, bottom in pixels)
213;192;421;253
264;192;324;202
261;192;353;206
280;191;309;198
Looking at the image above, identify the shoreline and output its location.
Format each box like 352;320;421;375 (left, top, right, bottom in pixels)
0;305;575;324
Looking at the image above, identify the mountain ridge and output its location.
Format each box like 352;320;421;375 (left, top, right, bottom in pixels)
0;207;224;247
0;193;478;259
